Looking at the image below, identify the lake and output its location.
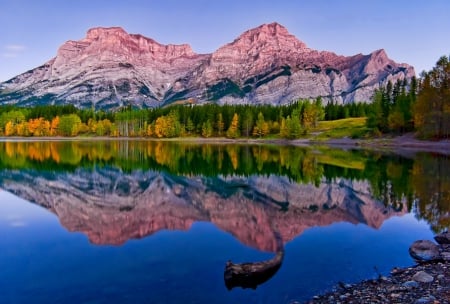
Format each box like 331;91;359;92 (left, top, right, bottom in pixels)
0;140;448;303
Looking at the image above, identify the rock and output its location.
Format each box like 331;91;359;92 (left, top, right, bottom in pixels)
409;240;441;262
402;280;419;288
412;271;434;283
435;232;450;244
339;294;347;300
415;295;436;304
441;251;450;261
0;23;415;109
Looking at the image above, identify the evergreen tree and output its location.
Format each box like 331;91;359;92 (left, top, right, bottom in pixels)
253;112;269;138
201;119;213;138
242;109;253;137
216;113;224;136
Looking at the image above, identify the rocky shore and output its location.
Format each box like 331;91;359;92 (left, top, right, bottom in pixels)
306;232;450;304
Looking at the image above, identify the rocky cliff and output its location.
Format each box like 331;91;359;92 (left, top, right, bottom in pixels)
0;23;414;109
0;168;405;252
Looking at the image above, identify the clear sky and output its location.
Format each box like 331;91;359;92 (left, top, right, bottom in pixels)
1;0;449;82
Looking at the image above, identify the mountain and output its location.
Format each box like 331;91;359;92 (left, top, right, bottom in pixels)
0;23;414;109
0;168;405;251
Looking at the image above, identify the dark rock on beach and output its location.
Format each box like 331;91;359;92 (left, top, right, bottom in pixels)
435;232;450;245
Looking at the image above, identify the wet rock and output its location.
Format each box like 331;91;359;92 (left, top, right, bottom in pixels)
412;271;434;283
434;232;450;244
409;240;440;262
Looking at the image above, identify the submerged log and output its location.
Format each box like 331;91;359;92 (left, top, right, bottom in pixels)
224;250;284;290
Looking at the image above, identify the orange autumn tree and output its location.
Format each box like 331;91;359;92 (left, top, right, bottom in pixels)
51;116;60;136
27;118;51;136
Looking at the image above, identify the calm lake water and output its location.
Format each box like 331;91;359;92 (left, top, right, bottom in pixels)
0;140;448;304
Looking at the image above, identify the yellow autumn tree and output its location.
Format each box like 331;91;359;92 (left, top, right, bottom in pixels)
5;121;15;136
154;116;167;138
16;122;29;136
226;113;240;138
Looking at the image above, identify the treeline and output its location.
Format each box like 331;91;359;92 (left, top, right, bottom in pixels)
0;98;369;138
367;54;450;139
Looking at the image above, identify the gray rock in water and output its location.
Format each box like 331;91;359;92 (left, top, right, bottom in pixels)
434;232;450;244
412;271;434;283
409;240;440;262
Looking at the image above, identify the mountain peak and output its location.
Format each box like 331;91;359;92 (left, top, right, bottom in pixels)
372;48;388;59
233;22;307;49
86;26;128;40
255;22;290;35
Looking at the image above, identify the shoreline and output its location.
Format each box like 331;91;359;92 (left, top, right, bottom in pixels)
0;134;449;155
306;236;450;304
305;260;450;304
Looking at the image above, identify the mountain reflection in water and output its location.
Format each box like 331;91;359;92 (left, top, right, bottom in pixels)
0;140;448;296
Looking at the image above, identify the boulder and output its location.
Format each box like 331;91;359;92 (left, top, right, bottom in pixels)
409;240;440;262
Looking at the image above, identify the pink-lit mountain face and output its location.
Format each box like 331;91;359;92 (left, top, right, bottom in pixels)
0;23;414;109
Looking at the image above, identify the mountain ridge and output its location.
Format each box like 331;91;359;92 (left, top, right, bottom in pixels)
0;22;415;109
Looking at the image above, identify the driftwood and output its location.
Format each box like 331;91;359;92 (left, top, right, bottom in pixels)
224;250;284;290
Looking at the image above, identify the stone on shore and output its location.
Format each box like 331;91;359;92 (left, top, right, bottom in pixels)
412;271;434;283
409;240;440;262
434;231;450;245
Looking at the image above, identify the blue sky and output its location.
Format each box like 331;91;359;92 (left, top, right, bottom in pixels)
0;0;449;81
